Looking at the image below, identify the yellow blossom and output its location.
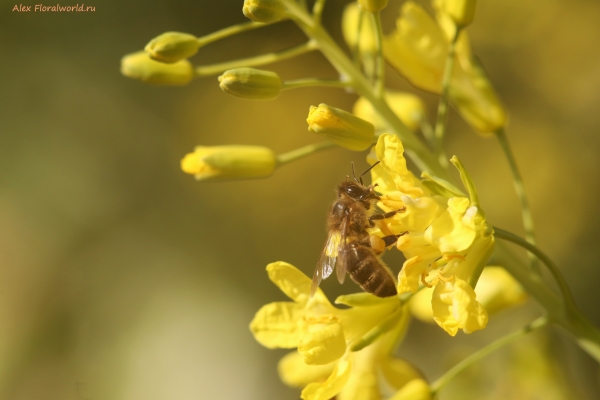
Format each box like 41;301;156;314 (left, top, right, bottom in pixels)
180;145;276;181
120;51;194;85
251;262;424;400
369;134;494;336
383;1;506;135
307;104;375;151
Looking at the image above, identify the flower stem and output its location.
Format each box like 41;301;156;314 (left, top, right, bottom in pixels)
281;78;350;90
312;0;327;23
194;40;318;77
433;28;461;168
370;11;385;99
496;128;539;273
276;141;336;165
493;227;576;311
430;316;549;395
199;20;283;46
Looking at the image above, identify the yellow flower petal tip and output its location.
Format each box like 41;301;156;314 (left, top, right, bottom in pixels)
218;68;282;100
144;32;201;64
242;0;286;23
307;104;375;151
180;145;277;181
120;51;194;85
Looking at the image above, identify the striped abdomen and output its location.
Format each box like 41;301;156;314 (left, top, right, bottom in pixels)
346;242;397;297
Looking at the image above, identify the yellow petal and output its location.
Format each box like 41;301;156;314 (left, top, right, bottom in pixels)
389;379;432;400
249;301;306;348
266;261;324;305
381;357;424;390
298;323;347;365
398;255;429;293
432;278;488;336
278;351;335;388
307;104;375;151
425;197;476;253
301;357;352;400
353;92;426;131
375;134;423;197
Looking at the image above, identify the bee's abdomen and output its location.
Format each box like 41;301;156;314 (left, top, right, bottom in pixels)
346;243;397;298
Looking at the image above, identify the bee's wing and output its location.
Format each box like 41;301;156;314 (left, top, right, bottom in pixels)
311;231;341;297
336;213;350;285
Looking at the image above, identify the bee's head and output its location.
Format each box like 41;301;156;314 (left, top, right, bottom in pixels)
338;180;380;203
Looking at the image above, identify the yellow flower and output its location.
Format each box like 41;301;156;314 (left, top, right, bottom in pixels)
409;266;527;322
383;1;506;135
180;145;277;181
242;0;286;24
369;134;494;336
251;262;424;400
307;104;375;151
353;92;426;132
120;51;194;85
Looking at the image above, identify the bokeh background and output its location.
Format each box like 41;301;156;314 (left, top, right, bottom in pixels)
2;0;600;399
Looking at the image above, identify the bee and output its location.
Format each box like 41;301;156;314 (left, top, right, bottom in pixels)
310;161;406;298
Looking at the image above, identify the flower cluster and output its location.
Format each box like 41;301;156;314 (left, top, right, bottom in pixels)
368;133;495;336
250;261;429;400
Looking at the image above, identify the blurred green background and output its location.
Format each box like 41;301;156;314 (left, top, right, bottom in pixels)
2;0;600;399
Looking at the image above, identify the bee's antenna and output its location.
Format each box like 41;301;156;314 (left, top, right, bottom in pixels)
351;162;360;184
359;161;381;184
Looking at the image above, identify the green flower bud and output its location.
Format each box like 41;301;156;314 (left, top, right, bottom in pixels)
120;51;194;85
218;68;282;100
242;0;286;24
180;145;277;181
144;31;202;64
306;104;375;151
439;0;476;27
358;0;389;13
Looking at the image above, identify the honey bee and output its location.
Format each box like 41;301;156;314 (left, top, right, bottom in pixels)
310;162;406;298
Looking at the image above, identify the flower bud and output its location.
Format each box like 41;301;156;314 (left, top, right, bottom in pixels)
389;379;432;400
439;0;476;27
358;0;389;13
342;3;377;54
218;68;282;100
181;145;277;181
120;51;194;85
144;32;202;64
307;104;375;151
243;0;286;24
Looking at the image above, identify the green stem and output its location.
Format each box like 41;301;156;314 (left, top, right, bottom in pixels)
370;12;385;99
199;21;283;45
312;0;326;22
352;9;365;67
430;316;549;395
495;241;600;363
276;141;335;165
493;227;576;311
433;28;461;168
496;128;539;273
281;0;450;180
281;78;350;90
194;40;318;77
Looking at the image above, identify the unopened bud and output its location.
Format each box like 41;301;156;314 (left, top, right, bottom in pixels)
342;3;377;54
144;32;202;64
120;51;194;85
307;104;375;151
358;0;389;13
243;0;286;24
180;145;277;181
218;68;282;100
389;379;432;400
439;0;476;27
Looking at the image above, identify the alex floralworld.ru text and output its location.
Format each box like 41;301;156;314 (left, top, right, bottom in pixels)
12;4;96;12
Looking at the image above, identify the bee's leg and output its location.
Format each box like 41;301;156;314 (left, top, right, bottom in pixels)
368;207;406;227
369;232;408;254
